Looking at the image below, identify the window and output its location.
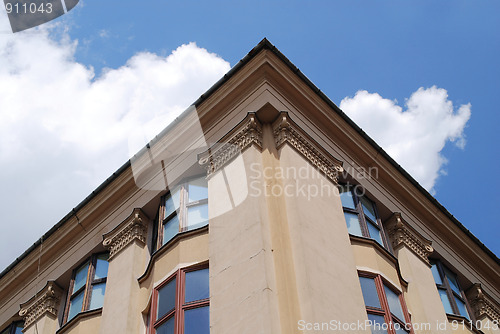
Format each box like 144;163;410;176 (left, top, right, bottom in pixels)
431;261;470;319
339;184;387;247
155;176;208;250
0;322;23;334
358;273;413;334
63;253;109;323
150;264;209;334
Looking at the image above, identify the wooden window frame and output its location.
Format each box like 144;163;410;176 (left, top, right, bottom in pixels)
150;263;209;334
156;176;208;250
0;321;23;334
359;271;414;334
431;260;472;320
339;184;389;249
63;252;109;324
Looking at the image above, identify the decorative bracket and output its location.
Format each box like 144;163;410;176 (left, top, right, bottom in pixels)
466;283;500;323
19;281;62;329
272;111;343;185
198;112;263;177
385;213;434;265
103;208;149;260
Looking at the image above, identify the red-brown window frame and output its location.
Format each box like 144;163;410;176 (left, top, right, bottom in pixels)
150;262;209;334
155;176;208;251
359;271;414;334
62;252;109;324
339;184;389;249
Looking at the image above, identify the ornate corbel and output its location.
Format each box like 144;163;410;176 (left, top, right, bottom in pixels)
198;112;263;177
385;213;434;265
466;283;500;323
272;111;344;184
19;281;62;329
103;208;149;260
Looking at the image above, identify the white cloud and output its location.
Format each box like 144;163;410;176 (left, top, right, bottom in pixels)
340;87;471;192
0;10;471;272
0;13;230;271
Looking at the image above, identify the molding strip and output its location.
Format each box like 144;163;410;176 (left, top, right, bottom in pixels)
198;112;263;177
103;208;149;260
385;213;434;265
466;283;500;323
19;281;63;329
272;111;343;184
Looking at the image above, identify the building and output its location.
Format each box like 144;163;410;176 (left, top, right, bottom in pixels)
0;39;498;334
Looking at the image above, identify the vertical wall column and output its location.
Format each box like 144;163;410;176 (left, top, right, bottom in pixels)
201;113;282;334
272;112;371;333
466;284;500;334
99;208;149;334
19;281;63;334
386;213;451;334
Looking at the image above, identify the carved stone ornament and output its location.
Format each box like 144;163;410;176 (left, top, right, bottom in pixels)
198;112;263;177
466;283;500;323
385;213;434;265
272;111;344;185
19;281;63;329
103;208;149;260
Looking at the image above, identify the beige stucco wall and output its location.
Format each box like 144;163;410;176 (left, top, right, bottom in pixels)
278;143;371;333
395;247;452;334
56;311;101;334
351;242;400;289
23;315;59;334
474;317;500;334
208;144;282;334
99;239;149;334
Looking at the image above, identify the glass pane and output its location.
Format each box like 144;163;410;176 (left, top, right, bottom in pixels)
184;306;209;334
367;221;383;245
13;323;24;334
163;215;179;244
156;316;175;334
438;288;453;314
394;325;409;334
157;278;176;319
359;277;381;308
188;178;208;202
384;285;405;321
339;186;355;209
164;188;181;219
367;313;388;334
185;268;209;303
187;204;208;230
344;212;362;236
89;283;106;310
455;296;469;318
444;267;461;295
73;262;89;293
94;254;109;280
430;263;442;285
360;196;377;222
68;290;84;321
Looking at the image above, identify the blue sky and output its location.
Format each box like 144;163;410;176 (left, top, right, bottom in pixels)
0;1;498;270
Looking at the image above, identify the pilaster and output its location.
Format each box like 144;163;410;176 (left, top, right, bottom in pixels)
385;212;433;265
466;284;500;327
19;281;62;334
